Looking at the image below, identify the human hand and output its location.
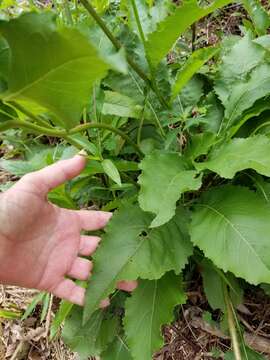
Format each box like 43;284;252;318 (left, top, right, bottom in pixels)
0;154;136;305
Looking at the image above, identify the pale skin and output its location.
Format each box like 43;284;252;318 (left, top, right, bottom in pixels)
0;154;136;306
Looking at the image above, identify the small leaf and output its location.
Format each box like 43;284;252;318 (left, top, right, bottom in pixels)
83;204;192;323
102;91;145;119
146;0;232;67
201;260;226;312
138;151;202;227
190;185;270;285
50;300;73;340
22;292;46;321
102;159;122;186
172;46;219;101
0;309;22;320
124;272;186;360
0;12;109;129
196;135;270;179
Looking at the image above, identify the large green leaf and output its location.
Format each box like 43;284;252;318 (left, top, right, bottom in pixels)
124;272;186;360
242;0;270;35
145;0;232;67
171;46;219;101
225;346;266;360
190;186;270;285
196;135;270;178
138;151;202;227
0;12;109;129
62;307;118;359
224;64;270;129
83;204;192;323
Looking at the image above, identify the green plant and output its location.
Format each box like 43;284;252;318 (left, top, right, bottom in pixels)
1;0;270;359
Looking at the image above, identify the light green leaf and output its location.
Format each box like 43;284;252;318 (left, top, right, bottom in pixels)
146;0;232;67
63;307;118;359
0;12;109;129
50;300;73;340
172;46;219;101
138;151;202;227
124;272;186;360
22;292;46;321
254;34;270;50
102;91;145;119
242;0;270;35
83;204;192;323
102;337;132;360
224;64;270;128
190;186;270;285
196;135;270;179
102;159;122;186
215;33;265;107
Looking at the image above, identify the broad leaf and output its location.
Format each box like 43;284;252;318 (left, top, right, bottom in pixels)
102;337;132;360
172;46;219;101
138;151;202;227
224;64;270;128
145;0;232;67
0;12;109;129
190;186;270;285
196;135;270;178
62;306;118;359
124;207;194;280
124;272;186;360
83;204;192;323
242;0;270;35
215;33;265;107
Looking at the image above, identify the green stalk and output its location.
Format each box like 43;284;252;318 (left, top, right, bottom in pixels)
69;123;143;155
80;0;168;109
10;101;54;129
0;120;143;156
223;283;242;360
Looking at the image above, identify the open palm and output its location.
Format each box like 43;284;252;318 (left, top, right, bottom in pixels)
0;155;135;305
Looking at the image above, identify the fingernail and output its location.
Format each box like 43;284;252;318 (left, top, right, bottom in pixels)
78;149;88;157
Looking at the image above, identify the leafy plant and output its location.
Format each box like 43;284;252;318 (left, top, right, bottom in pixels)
1;0;270;359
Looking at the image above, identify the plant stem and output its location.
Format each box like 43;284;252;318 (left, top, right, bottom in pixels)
70;123;143;155
251;121;270;136
9;101;54;128
0;120;143;156
223;283;242;360
80;0;168;109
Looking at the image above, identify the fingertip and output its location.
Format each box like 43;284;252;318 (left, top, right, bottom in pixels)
117;280;138;292
100;298;110;308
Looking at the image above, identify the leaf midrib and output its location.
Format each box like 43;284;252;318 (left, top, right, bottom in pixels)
4;54;95;101
201;203;268;269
